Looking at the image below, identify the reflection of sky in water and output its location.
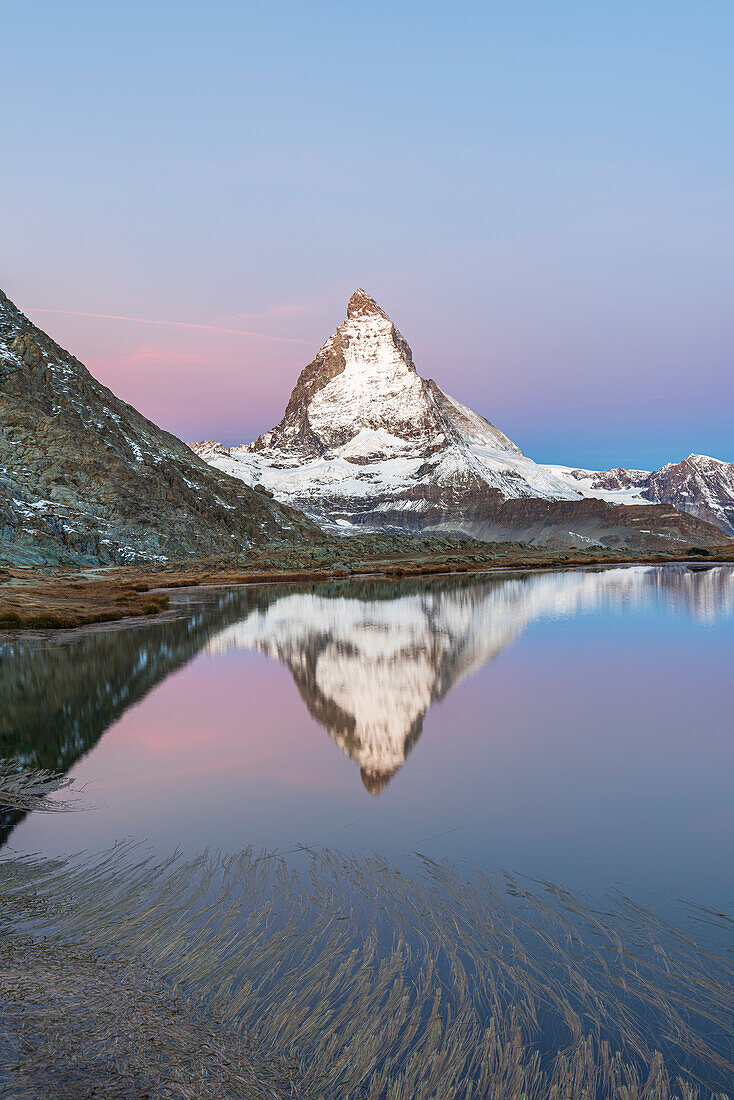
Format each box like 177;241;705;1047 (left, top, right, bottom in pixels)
8;566;734;907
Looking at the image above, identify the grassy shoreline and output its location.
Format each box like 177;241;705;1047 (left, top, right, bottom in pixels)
1;538;732;632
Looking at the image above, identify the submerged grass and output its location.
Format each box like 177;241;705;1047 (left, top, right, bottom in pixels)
0;759;76;813
1;840;732;1099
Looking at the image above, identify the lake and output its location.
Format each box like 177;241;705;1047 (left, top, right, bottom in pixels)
4;563;733;909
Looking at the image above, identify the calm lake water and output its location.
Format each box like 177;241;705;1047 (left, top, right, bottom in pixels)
3;564;733;907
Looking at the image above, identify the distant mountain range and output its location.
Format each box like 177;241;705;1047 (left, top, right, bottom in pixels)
194;289;732;549
0;288;317;566
547;456;734;536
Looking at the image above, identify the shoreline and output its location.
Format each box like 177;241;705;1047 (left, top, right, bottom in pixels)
1;543;732;634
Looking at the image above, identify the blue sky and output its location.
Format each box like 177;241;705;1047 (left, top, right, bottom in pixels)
2;0;732;468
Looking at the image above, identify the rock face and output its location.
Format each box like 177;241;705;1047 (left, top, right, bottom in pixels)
645;456;734;536
193;289;729;549
547;455;734;537
0;288;317;566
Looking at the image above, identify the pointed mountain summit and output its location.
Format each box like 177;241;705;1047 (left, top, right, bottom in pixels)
0;288;317;566
274;286;523;462
646;455;734;536
194;290;728;549
245;285;461;458
346;287;391;320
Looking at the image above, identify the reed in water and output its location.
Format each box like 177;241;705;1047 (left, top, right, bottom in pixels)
1;821;731;1099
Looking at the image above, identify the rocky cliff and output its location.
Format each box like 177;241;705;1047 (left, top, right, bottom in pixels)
646;455;734;535
548;455;734;537
0;288;317;566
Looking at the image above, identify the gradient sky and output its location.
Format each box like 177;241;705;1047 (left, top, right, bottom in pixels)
2;1;732;469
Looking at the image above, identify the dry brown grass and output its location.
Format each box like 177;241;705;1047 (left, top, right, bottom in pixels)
0;760;76;813
1;542;732;632
1;933;304;1100
0;577;170;629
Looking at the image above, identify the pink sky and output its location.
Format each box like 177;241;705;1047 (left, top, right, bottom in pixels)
21;280;734;472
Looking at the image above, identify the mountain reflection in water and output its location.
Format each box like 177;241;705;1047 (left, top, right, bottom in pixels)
206;564;734;793
2;563;732;844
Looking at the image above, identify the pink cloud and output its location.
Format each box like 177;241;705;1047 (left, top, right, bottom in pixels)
27;307;316;347
20;288;346;443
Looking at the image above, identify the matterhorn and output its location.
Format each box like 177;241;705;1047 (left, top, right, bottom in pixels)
193;290;730;549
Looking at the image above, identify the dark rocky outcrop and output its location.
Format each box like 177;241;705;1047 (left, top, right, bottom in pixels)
0;288;318;566
645;455;734;536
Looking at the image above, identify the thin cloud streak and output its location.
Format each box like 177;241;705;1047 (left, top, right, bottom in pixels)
27;307;316;347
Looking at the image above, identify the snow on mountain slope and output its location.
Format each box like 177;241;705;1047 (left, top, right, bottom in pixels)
646;455;734;536
193;289;581;531
545;456;734;536
543;465;653;504
192;289;730;548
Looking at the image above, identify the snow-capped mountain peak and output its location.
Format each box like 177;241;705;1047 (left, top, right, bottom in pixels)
346;287;392;321
645;454;734;535
194;289;589;535
192;290;730;548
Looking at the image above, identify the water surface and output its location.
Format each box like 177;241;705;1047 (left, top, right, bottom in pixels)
4;564;733;906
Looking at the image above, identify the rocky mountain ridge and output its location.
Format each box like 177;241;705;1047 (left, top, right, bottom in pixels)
547;455;734;537
0;288;317;566
194;290;729;550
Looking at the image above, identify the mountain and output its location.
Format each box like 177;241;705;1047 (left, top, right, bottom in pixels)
193;290;728;550
0;288;317;566
547;455;734;537
646;456;734;535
